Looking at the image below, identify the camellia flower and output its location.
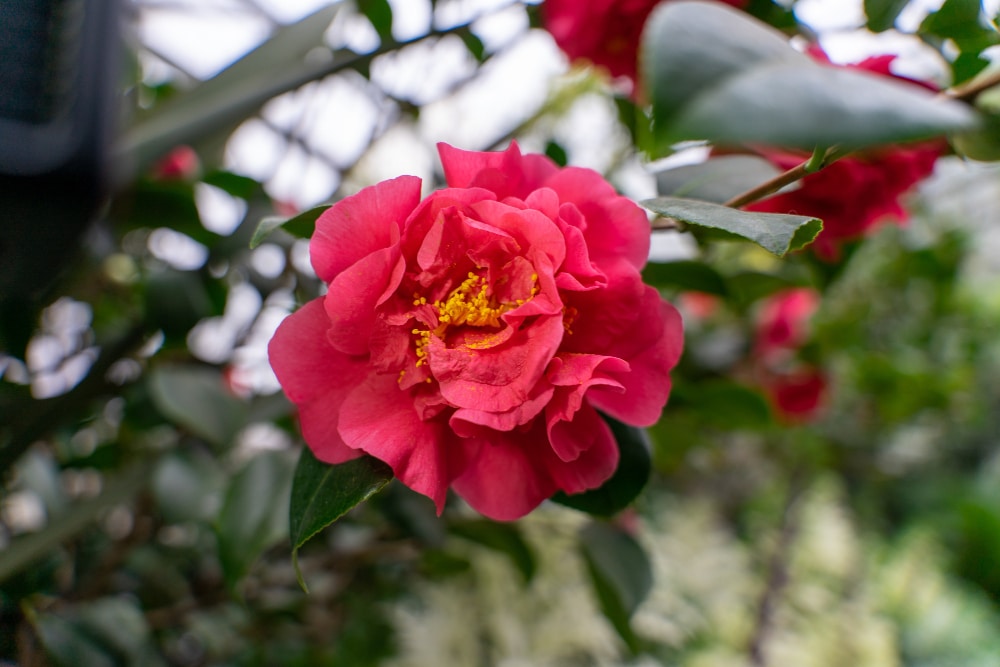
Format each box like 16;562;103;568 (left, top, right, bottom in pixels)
752;288;827;422
268;142;683;521
543;0;748;92
745;54;943;260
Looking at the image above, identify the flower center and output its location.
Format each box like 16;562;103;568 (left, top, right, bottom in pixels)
408;271;539;372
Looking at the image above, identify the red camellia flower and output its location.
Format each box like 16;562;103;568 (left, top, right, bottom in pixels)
753;288;827;422
268;142;683;521
745;54;943;260
543;0;748;92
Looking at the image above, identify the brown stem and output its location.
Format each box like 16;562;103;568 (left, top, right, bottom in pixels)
748;476;805;667
941;67;1000;103
723;161;812;209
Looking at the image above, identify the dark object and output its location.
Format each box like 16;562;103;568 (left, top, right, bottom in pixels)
0;0;121;351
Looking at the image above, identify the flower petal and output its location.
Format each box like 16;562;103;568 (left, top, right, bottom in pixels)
432;314;565;412
267;299;368;463
311;175;421;283
545;399;619;492
324;244;405;356
338;374;471;512
451;425;558;521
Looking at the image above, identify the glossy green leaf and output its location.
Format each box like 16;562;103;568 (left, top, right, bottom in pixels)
216;451;295;590
579;522;653;654
289;448;393;590
642;259;729;296
865;0;909;32
642;0;807;134
202;170;262;200
643;196;822;257
668;62;978;149
920;0;997;53
642;1;979;152
358;0;393;42
551;415;651;517
148;365;248;449
450;519;536;583
655;155;783;204
250;205;330;249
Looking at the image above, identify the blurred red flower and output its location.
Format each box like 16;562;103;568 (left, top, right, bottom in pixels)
753;288;827;422
745;54;943;260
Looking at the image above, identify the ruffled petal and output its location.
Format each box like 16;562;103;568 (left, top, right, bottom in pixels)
547;168;650;271
544;400;618;492
451;425;558;521
338;374;471;512
587;296;683;427
432;314;564;412
324;244;405;356
311;176;421;283
267;299;369;463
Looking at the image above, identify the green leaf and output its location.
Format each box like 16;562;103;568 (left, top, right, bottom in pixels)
550;415;651;518
143;269;215;339
642;0;807;136
667;62;979;150
148;365;249;449
642;260;729;296
579;522;653;654
865;0;909;32
655;155;783;204
152;451;222;523
671;380;773;429
289;448;393;590
123;5;342;174
35;597;162;667
642;1;979;152
216;451;296;590
0;461;153;585
725;271;802;307
450;519;536;583
202;170;262;200
920;0;998;52
459;30;487;62
250;205;330;249
358;0;394;42
643;196;822;257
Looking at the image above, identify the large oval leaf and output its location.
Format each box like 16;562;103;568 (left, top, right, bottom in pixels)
579;521;653;654
216;451;295;590
289;448;393;590
642;1;806;128
643;196;822;257
148;365;248;450
250;205;330;249
669;62;978;149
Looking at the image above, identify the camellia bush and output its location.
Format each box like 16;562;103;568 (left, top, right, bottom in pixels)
5;0;1000;664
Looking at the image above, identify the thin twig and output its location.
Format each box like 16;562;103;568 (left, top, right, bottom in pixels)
748;475;806;667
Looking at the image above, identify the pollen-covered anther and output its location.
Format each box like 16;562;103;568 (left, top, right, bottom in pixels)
435;272;508;329
562;305;578;334
412;328;432;367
